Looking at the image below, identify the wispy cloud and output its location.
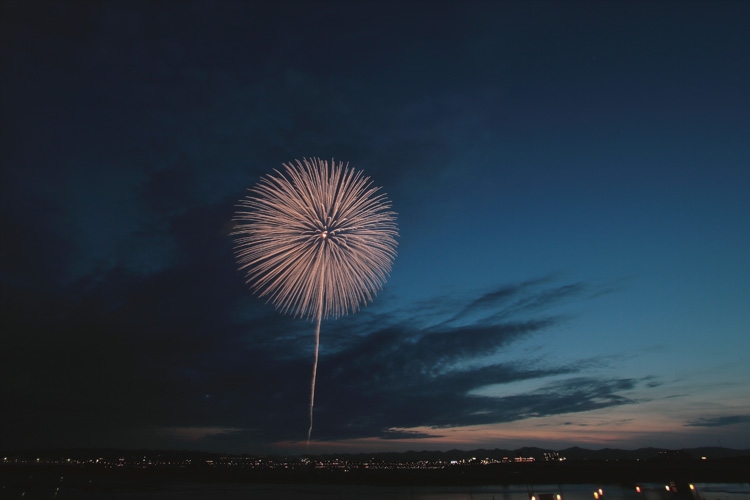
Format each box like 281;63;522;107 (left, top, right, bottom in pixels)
685;415;750;427
381;429;444;440
297;280;644;441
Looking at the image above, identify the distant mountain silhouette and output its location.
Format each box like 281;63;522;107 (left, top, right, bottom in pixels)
3;446;749;461
308;446;749;461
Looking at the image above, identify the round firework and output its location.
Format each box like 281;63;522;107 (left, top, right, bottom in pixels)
232;157;398;320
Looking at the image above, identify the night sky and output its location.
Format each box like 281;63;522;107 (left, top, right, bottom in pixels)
2;1;749;455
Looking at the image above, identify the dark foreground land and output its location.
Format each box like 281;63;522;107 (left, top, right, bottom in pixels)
3;457;749;488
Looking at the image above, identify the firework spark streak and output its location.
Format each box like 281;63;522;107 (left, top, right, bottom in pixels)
232;158;398;445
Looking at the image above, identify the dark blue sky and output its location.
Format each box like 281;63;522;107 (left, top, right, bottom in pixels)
2;0;749;454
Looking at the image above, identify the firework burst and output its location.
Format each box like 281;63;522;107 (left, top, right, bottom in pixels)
232;158;398;444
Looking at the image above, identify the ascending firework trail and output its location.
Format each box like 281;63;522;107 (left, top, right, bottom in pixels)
231;158;398;446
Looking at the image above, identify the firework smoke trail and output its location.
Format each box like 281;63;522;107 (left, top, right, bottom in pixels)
308;262;323;444
232;158;398;446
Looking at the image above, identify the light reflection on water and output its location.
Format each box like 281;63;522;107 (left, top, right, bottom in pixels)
401;483;750;500
5;482;749;499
